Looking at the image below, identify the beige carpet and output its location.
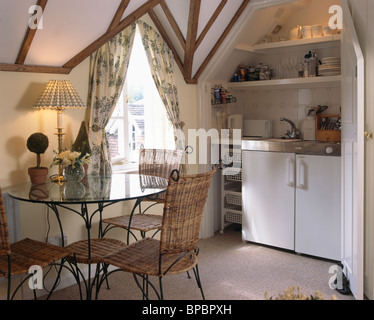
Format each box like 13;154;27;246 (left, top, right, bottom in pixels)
45;225;355;301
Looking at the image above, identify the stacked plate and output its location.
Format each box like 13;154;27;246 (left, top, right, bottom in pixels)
318;57;341;76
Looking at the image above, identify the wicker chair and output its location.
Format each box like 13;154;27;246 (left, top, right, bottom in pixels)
0;188;71;300
99;167;216;300
102;148;184;243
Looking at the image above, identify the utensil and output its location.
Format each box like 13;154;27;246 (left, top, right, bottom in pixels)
316;105;328;114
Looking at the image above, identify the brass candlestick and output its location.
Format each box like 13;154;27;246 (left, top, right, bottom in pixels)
51;109;66;183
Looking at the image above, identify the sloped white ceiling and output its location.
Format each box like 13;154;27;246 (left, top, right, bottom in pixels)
25;0;123;66
0;0;35;64
192;0;243;77
0;0;252;82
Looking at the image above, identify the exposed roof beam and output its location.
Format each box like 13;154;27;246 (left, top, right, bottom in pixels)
107;0;131;32
15;0;48;65
184;0;200;81
0;63;72;74
148;9;184;76
63;0;161;69
193;0;251;81
160;0;186;50
195;0;227;50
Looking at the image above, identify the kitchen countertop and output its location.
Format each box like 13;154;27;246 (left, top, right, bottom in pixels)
241;138;341;156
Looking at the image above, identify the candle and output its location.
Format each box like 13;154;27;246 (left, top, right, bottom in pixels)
57;111;62;129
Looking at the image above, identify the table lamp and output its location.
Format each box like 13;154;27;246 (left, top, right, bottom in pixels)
33;80;86;182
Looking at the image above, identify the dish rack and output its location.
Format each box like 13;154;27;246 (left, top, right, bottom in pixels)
221;146;242;233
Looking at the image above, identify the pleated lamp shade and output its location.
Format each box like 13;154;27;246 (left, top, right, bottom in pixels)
33;80;86;110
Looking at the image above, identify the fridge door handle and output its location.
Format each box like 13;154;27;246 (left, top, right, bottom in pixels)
297;159;305;189
286;157;295;187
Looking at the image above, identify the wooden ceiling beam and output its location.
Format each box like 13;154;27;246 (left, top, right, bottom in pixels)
0;63;72;74
195;0;227;50
15;0;48;65
160;0;186;50
148;9;184;76
193;0;251;81
107;0;131;32
63;0;161;69
183;0;201;81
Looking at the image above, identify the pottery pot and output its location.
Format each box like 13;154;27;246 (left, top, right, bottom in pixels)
28;167;48;184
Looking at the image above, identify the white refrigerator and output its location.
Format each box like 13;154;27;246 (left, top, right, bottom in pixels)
242;151;295;251
242;150;341;260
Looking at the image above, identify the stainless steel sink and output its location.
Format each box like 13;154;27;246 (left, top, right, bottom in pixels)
264;138;303;142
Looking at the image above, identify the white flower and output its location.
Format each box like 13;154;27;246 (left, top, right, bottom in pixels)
51;149;91;168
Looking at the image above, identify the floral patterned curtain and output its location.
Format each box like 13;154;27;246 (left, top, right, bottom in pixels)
137;21;185;151
87;24;136;175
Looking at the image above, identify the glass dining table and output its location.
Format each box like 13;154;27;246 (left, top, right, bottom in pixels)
6;173;168;299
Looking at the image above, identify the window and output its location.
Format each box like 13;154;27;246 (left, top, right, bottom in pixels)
106;27;175;169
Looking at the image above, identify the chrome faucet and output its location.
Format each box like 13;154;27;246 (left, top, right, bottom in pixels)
280;117;301;139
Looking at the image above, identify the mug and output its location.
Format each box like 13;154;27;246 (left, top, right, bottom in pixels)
302;26;312;39
312;25;323;38
323;25;333;36
289;26;301;40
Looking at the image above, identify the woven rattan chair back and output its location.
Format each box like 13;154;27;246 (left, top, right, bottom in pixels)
139;148;184;202
139;148;184;178
159;167;216;255
101;149;185;243
0;188;11;256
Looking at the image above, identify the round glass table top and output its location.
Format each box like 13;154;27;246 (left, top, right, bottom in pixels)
6;173;168;205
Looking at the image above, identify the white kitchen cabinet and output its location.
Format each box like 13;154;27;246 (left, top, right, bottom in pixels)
295;154;341;260
242;150;295;250
242;150;341;260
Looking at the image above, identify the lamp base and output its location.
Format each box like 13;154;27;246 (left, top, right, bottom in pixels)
50;175;66;184
50;163;65;184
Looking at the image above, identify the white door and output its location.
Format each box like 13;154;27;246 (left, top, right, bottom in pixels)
242;151;295;250
295;155;341;261
340;0;364;300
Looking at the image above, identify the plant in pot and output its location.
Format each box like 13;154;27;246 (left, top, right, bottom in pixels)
27;132;49;184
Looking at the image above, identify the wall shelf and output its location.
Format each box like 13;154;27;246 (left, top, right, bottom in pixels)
235;34;341;54
228;75;341;90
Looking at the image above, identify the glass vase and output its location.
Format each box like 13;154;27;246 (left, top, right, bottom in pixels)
63;165;85;182
63;181;86;200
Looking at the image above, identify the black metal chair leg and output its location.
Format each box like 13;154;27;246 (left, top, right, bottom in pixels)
159;276;164;300
45;262;65;300
7;255;11;300
192;265;205;300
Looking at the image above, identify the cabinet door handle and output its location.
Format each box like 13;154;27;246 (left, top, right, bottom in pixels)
297;159;305;189
286;157;294;187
